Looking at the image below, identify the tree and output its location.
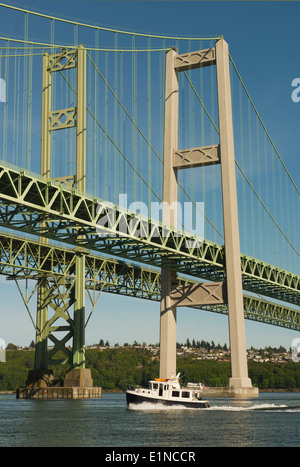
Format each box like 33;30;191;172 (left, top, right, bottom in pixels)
6;343;17;350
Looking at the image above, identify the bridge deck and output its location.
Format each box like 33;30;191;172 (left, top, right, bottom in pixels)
0;161;299;307
0;230;299;331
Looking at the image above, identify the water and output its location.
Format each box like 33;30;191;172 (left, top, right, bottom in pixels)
0;392;299;447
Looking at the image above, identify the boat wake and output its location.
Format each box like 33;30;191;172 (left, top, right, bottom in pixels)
128;402;207;411
208;403;290;411
128;402;300;412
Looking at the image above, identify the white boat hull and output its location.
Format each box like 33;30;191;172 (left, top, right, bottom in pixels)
126;390;209;409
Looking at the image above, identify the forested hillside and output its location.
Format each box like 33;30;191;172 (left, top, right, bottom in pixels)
0;348;300;391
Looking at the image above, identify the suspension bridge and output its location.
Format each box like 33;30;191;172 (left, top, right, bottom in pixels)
0;3;299;398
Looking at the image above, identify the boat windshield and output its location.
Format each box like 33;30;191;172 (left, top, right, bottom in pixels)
151;382;158;390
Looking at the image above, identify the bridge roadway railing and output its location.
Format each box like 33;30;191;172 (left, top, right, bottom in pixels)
0;161;299;307
0;230;299;332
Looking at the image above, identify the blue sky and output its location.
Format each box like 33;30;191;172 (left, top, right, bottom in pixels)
0;1;299;350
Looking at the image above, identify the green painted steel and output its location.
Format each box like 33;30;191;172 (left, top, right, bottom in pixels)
1;231;299;332
73;253;86;369
0;162;299;307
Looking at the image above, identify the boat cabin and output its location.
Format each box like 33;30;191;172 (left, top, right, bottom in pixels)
147;378;202;402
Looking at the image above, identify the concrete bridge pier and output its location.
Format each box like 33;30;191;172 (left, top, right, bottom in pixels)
159;40;258;398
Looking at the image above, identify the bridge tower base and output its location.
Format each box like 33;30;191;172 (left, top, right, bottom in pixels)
16;386;101;400
64;368;93;388
229;386;259;398
196;386;259;399
17;368;101;400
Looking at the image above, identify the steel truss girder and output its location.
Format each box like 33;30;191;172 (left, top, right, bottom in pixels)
0;162;299;307
1;231;299;331
15;274;75;368
40;276;75;367
198;296;300;332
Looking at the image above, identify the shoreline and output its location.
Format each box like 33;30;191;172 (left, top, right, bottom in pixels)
102;388;300;394
2;388;300;395
258;388;300;393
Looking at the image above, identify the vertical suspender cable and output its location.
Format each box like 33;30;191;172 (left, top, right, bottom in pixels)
0;51;1;157
104;50;108;201
147;36;151;217
285;171;292;270
3;40;9;161
50;17;55;177
159;39;165;211
114;32;118;204
132;35;137;204
22;15;28;170
16;54;20;167
247;99;255;256
187;39;193;232
120;49;125;196
263;131;270;262
12;48;17;166
255;116;262;261
239;79;247;253
27;41;33;170
94;29;99;198
278;139;285;260
87;45;92;193
271;146;277;261
73;23;78;181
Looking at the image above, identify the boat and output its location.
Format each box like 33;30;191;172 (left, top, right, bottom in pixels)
126;373;210;409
